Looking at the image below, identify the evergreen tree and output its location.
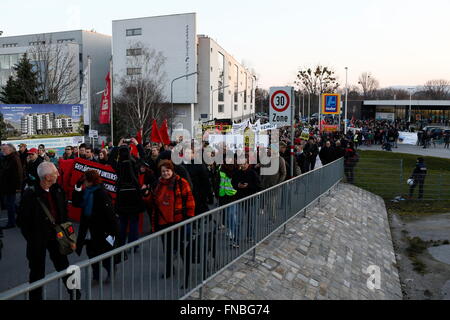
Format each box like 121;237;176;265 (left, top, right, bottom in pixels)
0;53;41;104
0;112;7;141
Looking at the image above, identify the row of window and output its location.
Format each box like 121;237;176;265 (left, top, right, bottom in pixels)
2;39;75;48
2;43;18;48
217;104;252;113
126;28;142;37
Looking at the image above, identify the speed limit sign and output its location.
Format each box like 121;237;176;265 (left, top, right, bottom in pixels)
269;87;293;127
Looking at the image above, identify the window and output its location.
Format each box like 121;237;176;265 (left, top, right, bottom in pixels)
217;52;225;102
57;39;75;43
244;105;247;111
127;68;141;75
126;48;142;56
29;41;45;46
234;105;238;112
218;104;224;113
234;65;239;103
2;43;18;48
126;28;142;36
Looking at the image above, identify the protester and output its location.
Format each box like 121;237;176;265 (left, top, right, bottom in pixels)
78;143;87;159
319;141;335;166
304;137;319;171
63;146;75;160
25;148;44;187
84;146;97;162
47;150;59;168
409;157;427;199
72;170;120;284
151;160;195;287
344;142;358;184
18;143;28;175
17;162;80;300
0;144;23;229
38;144;50;162
98;149;109;165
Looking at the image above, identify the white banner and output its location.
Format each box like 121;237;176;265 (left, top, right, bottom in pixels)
398;132;418;145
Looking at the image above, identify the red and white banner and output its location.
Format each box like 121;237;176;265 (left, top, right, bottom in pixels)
99;72;111;124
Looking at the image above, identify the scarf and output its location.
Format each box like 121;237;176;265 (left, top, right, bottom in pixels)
81;185;101;217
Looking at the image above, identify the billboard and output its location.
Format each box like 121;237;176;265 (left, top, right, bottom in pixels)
0;104;84;141
322;94;341;115
6;136;85;157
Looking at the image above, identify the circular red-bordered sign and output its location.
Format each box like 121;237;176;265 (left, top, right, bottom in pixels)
271;90;290;112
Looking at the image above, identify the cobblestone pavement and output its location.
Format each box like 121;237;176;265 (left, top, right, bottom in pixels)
190;183;403;300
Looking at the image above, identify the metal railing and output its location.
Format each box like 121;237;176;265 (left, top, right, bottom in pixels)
0;158;344;300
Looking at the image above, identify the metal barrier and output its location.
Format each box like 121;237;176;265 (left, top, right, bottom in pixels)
345;158;450;201
0;158;344;300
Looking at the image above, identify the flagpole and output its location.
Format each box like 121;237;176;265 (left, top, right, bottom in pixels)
87;56;92;146
110;58;114;146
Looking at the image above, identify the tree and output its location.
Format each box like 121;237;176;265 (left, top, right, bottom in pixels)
115;42;168;140
295;65;339;96
28;36;79;104
358;72;379;98
423;79;450;99
375;88;409;100
0;54;41;104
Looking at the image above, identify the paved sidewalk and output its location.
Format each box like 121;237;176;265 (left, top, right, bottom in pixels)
358;144;450;159
190;183;403;300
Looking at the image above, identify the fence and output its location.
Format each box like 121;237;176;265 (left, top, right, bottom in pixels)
346;158;450;201
0;158;344;301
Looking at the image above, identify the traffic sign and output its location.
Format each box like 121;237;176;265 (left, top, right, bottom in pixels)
269;87;293;127
322;94;341;114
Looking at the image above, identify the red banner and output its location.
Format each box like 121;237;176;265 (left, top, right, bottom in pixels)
159;120;171;145
322;125;340;132
99;72;111;124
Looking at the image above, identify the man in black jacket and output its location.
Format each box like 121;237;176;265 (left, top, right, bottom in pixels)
17;161;78;300
181;148;213;215
0;144;23;229
25;148;44;187
319;141;335;166
333;140;346;161
303;137;319;171
409;157;427;199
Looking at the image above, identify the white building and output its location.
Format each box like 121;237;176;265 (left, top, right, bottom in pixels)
112;13;255;134
0;30;111;128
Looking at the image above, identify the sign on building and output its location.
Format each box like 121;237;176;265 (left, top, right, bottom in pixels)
269;87;293;127
322;94;341;115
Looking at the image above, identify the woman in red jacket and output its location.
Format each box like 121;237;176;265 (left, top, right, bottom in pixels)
152;160;195;288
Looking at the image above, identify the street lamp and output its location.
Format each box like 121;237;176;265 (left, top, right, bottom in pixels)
408;87;415;124
171;71;198;134
345;67;349;134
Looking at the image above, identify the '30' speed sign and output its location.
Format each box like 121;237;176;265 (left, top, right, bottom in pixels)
269;87;293;127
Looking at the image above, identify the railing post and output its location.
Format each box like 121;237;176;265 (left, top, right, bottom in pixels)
400;159;404;197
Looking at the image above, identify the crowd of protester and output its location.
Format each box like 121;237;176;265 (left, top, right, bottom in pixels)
0;124;362;299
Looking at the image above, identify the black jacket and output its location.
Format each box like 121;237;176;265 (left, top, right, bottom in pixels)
232;167;262;200
411;162;427;182
17;183;68;247
304;143;319;160
181;162;213;214
319;146;336;165
333;146;345;161
72;187;120;256
0;152;23;194
25;157;44;185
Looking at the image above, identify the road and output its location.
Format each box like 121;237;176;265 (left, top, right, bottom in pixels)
358;143;450;159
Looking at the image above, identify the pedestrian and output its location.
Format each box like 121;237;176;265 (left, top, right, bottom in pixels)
17;162;80;300
319;141;335;166
344;142;358;184
25;148;44;187
63;146;75;160
72;170;120;285
303;137;319;171
0;144;23;229
151;160;195;288
409;157;427;199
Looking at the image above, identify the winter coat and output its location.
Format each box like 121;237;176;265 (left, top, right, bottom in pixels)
152;175;195;231
17;183;68;248
72;186;120;256
410;162;427;182
319;146;336;165
0;152;23;194
232;167;262;200
181;162;213;215
260;156;287;189
25;157;44;185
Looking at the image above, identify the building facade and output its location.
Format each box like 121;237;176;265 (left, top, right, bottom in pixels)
0;30;111;128
21;112;74;135
112;13;255;134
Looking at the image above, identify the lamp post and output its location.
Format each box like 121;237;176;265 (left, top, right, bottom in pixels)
171;71;198;135
408;87;414;124
345;67;348;134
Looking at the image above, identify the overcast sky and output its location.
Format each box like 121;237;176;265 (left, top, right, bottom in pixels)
2;0;450;90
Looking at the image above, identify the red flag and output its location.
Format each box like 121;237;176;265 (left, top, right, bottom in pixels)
101;141;105;149
136;128;143;144
150;119;162;143
99;72;111;124
159;120;171;145
130;143;139;158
